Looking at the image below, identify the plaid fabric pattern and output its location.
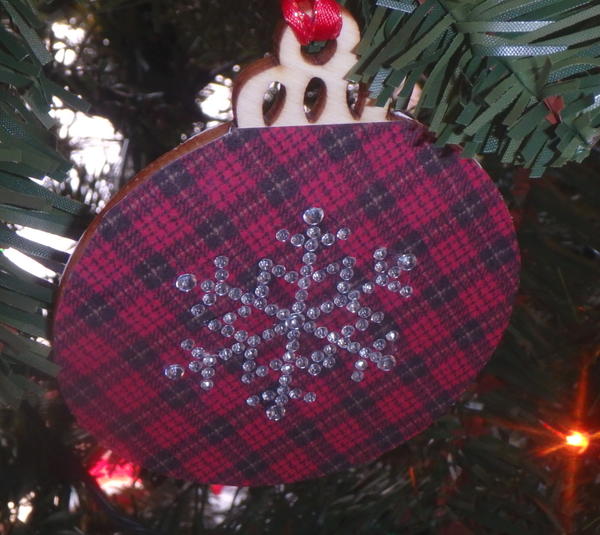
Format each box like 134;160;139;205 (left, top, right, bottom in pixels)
53;122;520;486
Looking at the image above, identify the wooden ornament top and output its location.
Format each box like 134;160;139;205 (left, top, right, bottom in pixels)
234;8;390;128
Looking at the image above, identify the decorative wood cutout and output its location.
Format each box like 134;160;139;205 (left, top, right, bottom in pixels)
235;7;389;128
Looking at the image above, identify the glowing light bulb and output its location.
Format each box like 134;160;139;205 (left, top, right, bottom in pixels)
565;431;590;453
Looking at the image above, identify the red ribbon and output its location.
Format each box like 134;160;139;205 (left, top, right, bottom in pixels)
281;0;343;45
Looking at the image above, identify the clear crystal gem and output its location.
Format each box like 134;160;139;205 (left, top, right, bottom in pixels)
175;274;196;292
398;253;417;271
164;364;184;380
303;207;324;226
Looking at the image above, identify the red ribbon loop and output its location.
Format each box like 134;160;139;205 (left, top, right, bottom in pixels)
281;0;343;46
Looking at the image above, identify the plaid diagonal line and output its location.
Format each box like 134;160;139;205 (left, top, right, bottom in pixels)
53;121;520;485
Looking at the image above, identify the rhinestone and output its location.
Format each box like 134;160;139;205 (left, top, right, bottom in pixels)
257;258;272;271
208;319;221;331
373;339;386;350
277;385;290;395
232;343;245;354
355;359;368;371
279;375;292;385
272;265;286;277
303;252;317;264
254;299;266;312
243;360;256;372
203;293;216;306
337;228;351;240
359;348;370;358
284;271;299;283
300;265;313;276
291;234;305;247
337;282;350;294
286;339;300;351
247;335;261;347
341;325;355;337
348;290;361;301
281;363;294;375
219;348;233;360
263;329;275;340
215;269;229;281
347;301;361;313
326;263;340;274
221;325;235;337
200;379;214;390
275;395;289;406
386;330;399;342
274;324;286;335
175;274;196;292
351;370;364;382
235;331;248;342
223;312;237;324
334;295;349;307
323;356;336;368
371;311;385;323
181;339;194;351
255;285;269;298
188;361;202;373
289;388;303;400
276;229;290;242
312;270;326;283
191;347;205;359
306;226;321;238
308;363;322;376
375;274;389;286
340;268;354;281
343;257;356;268
215;283;229;296
261;390;277;401
266;405;285;421
327;332;339;344
304;392;317;403
246;395;260;407
374;248;388;260
201;280;215;292
400;286;414;298
256;365;268;377
388;281;402;292
203;356;217;366
388;267;401;279
278;312;292;325
270;359;282;370
228;288;243;300
303;321;316;333
303;207;324;225
374;261;387;273
378;356;396;371
355;319;369;331
191;304;206;317
320;301;334;314
214;256;229;268
258;271;271;284
295;356;309;369
398;253;417;271
241;374;253;384
295;289;308;301
282;351;295;362
370;351;383;363
241;293;254;305
314;327;328;339
311;350;324;362
291;302;305;313
304;239;319;252
337;338;348;349
265;304;278;316
358;307;372;319
238;306;251;317
323;344;337;355
307;307;320;320
298;276;311;289
202;367;215;378
164;364;184;380
322;233;335;246
362;282;375;294
245;348;258;359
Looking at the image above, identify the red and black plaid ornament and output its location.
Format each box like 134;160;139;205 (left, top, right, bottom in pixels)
53;6;519;486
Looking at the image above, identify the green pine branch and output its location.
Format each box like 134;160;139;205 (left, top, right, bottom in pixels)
349;0;600;176
0;0;91;408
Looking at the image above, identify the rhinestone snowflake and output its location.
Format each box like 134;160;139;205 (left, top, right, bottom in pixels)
165;208;417;421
